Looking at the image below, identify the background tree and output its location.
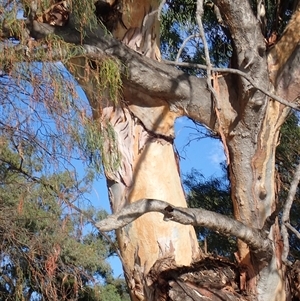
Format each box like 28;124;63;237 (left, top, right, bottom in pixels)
0;135;130;300
184;166;236;257
1;0;300;300
0;48;129;300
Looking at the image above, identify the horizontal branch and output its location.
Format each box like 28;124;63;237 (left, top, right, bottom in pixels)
96;198;272;253
165;60;300;111
78;44;216;128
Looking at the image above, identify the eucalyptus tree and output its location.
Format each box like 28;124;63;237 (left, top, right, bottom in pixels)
0;137;120;300
1;0;300;300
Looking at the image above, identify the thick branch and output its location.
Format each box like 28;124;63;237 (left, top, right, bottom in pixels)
213;0;266;73
268;8;300;83
96;198;271;253
214;0;269;109
1;19;216;129
80;43;216;128
165;60;300;110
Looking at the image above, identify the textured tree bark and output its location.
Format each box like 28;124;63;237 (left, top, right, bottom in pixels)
212;2;300;300
226;101;289;299
97;1;200;300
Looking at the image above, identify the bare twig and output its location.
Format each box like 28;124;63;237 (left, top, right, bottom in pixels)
195;0;230;164
195;0;219;109
175;34;200;62
157;0;167;21
286;223;300;240
281;161;300;262
96;198;272;255
164;60;300;111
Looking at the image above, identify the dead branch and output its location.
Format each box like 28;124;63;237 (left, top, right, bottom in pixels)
195;0;230;164
95;198;272;254
195;0;219;109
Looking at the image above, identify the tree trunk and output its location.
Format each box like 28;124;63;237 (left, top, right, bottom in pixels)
65;1;300;300
220;4;300;299
227;98;290;299
86;1;200;300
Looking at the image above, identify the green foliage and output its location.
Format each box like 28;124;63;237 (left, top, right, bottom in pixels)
97;58;123;103
78;281;130;301
0;59;122;180
71;0;98;34
0;136;128;300
0;2;123;177
0;137;117;300
276;113;300;181
184;167;236;257
0;6;127;298
160;0;299;70
70;115;120;175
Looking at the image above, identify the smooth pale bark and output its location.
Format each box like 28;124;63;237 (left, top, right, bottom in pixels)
106;0;200;288
70;1;200;300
